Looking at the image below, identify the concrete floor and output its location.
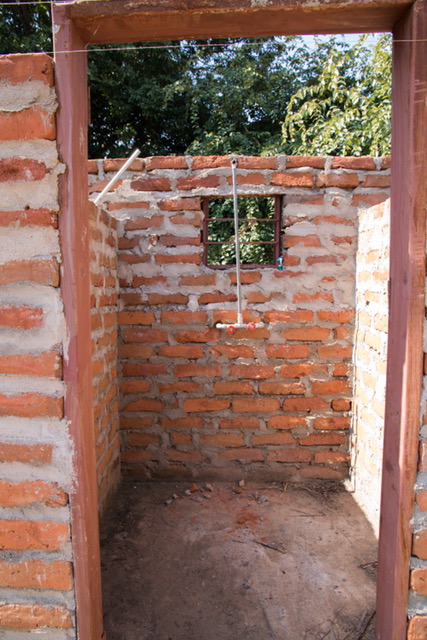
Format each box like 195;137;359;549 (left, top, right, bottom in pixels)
100;481;377;640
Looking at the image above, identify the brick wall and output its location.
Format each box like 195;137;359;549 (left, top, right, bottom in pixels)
352;198;390;535
89;201;120;514
89;154;390;482
0;54;75;637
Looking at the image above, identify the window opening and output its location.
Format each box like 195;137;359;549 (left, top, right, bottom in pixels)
202;195;281;268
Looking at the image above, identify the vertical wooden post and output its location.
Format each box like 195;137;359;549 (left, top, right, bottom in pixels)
52;6;105;639
376;2;427;638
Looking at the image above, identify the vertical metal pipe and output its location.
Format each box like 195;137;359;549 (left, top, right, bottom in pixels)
231;158;243;325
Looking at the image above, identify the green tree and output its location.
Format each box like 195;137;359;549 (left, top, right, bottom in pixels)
282;34;391;156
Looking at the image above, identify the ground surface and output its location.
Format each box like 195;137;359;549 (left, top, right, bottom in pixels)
100;481;377;640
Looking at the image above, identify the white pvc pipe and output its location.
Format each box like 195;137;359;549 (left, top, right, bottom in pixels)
93;148;141;206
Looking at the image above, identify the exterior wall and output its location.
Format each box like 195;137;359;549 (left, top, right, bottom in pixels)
352;199;390;535
0;54;75;636
89;154;390;482
89;201;120;514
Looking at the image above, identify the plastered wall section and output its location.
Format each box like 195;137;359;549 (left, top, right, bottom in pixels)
89;155;390;482
351;198;390;537
89;201;120;514
0;54;75;636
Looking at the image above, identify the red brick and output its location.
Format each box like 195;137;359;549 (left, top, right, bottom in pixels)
0;208;57;227
219;449;264;462
267;449;312;462
414;530;427;559
305;255;345;266
155;253;200;265
280;364;326;378
0;305;43;330
226;173;265;185
314;417;350;430
0;559;73;590
237;157;278;169
192;156;232;169
283;397;329;412
120;417;153;430
161;310;206;324
230;365;275;379
228;271;261;285
271;171;314;187
316;172;359;188
123;398;164;412
417;491;427;511
213;381;253;395
170;433;192;446
146;156;187;170
175;364;221;378
411;568;427;596
266;344;311;359
159;345;204;358
119;256;150;267
131;177;171;191
0;442;52;464
109;200;149;211
352;193;389;207
120;380;151;394
201;433;245;447
149;293;189;305
0;53;54;85
0;604;72;630
313;214;354;226
314;451;350;464
282;327;329;342
122;328;168;343
125;433;160;447
0;106;55;141
408;615;427;639
213;310;261;324
286;156;325;169
252;433;294;445
160;234;201;247
268;416;306;430
177;175;220;190
118;311;155;325
124;215;163;231
220;417;259;430
299;466;346;480
299;433;346;446
184;398;230;412
0;520;69;551
0;481;67;508
121;450;158;463
333;363;349;377
311;380;350;395
210;345;254;359
132;276;166;288
0;352;61;377
122;363;167;377
259;382;305;395
159;198;202;211
264;310;313;323
318;345;352;359
198;291;237;304
0;394;62;418
0;158;48;183
159;382;200;393
331;157;376;170
118;236;140;250
284;234;320;248
119;345;154;359
233;398;280;412
317;310;355;323
175;328;221;343
161;416;204;429
104;158;143;172
180;274;216;286
362;174;391;188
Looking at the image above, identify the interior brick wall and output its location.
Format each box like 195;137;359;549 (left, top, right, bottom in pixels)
89;201;120;514
0;54;75;637
351;198;390;536
89;154;390;482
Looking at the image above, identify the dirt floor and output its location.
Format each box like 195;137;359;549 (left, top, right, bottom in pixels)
100;480;377;640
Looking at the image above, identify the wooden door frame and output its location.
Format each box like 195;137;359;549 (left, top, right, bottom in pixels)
52;2;427;638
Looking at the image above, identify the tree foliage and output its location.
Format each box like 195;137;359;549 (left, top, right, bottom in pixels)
0;4;391;158
282;35;391;156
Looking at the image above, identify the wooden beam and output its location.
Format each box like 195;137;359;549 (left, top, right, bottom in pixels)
376;2;427;638
52;4;105;639
57;0;410;44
